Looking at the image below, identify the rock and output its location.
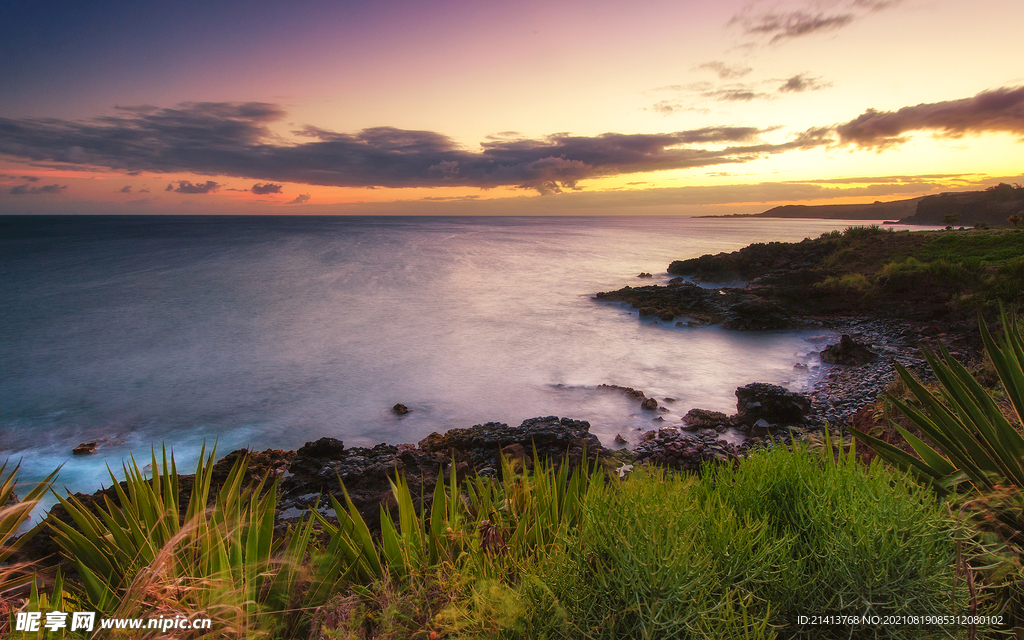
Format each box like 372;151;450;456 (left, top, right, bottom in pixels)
614;433;628;445
296;437;345;459
820;334;877;366
210;448;295;485
598;384;646;401
631;430;739;472
638;272;653;278
750;419;771;437
722;294;791;330
682;408;730;430
641;397;659;411
734;383;811;426
281;440;445;534
501;443;533;471
392;403;411;415
72;442;97;455
418;416;603;470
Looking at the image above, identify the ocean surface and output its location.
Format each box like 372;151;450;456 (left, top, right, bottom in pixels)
1;215;918;506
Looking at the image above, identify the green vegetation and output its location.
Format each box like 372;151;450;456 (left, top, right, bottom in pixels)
517;446;966;640
0;463;58;610
850;310;1024;625
4;440;975;638
813;225;1024;309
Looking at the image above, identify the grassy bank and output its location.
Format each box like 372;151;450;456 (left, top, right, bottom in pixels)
3;439;979;638
814;226;1024;311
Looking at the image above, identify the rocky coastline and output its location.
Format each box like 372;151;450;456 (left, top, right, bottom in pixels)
18;228;986;567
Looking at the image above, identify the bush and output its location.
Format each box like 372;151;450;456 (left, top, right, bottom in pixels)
517;444;970;639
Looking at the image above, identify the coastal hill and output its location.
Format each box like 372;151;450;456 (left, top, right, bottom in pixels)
720;184;1024;226
754;197;922;221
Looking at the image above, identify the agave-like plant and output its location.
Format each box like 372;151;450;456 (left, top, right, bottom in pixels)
310;448;593;587
849;310;1024;497
0;462;59;594
48;444;339;637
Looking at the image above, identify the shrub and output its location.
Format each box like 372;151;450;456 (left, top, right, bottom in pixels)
817;272;871;293
849;310;1024;625
516;443;970;639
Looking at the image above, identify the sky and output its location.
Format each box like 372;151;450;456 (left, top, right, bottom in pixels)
0;0;1021;216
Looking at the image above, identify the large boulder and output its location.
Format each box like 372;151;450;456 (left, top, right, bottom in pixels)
279;441;445;533
682;409;730;430
418;416;602;470
820;334;876;366
733;383;811;426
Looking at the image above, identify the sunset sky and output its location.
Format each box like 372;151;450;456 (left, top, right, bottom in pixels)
1;0;1021;215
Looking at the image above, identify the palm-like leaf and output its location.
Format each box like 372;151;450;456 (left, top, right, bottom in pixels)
849;310;1024;495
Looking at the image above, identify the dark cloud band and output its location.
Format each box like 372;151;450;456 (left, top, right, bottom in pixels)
837;86;1024;147
1;88;1020;194
0;102;822;193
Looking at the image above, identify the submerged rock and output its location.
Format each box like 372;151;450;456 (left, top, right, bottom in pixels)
72;442;97;455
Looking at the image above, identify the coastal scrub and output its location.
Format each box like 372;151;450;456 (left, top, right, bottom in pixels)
510;443;969;640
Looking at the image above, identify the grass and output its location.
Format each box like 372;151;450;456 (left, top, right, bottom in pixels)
3;439;978;639
809;226;1024;309
512;442;969;640
910;231;1024;265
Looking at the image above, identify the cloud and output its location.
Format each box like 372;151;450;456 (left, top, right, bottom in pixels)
421;194;480;201
652;73;830;113
836;86;1024;148
139;187;150;193
171;180;220;194
730;0;904;44
695;61;753;80
732;11;855;43
251;182;283;195
650;100;705;115
703;88;772;102
120;185;132;193
10;183;66;195
778;74;831;93
0;101;830;194
287;193;310;204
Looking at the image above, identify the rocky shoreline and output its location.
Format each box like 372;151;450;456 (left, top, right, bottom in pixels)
19;229;987;568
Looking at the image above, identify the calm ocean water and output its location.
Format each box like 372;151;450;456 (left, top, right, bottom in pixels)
1;215;915;503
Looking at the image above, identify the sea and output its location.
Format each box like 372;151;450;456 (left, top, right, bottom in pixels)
0;215;920;510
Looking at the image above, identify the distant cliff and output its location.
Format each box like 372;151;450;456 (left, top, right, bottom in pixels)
746;184;1024;225
754;198;922;221
902;184;1024;226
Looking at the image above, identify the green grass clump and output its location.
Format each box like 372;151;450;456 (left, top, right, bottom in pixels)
817;272;872;293
910;230;1024;265
516;444;969;640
